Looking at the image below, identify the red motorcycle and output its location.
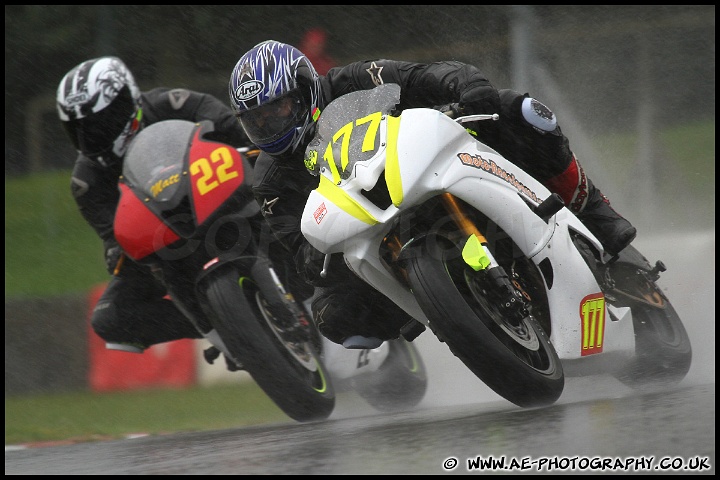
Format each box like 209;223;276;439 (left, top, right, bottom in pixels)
115;119;429;420
113;119;335;422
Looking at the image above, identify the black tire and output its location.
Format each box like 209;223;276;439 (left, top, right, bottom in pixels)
351;337;428;412
406;241;564;408
202;266;335;422
609;263;692;389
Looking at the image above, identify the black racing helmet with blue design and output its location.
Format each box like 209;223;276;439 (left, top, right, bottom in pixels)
228;40;323;159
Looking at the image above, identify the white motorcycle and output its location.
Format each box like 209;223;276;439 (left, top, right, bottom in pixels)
300;83;692;408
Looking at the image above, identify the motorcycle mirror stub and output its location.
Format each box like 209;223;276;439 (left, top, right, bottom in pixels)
534;193;566;223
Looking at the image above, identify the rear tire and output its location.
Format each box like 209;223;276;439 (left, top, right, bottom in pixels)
202;266;335;422
608;250;692;389
406;240;564;408
614;301;692;389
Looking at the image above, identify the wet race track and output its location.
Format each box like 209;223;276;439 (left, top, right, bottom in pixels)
5;383;715;475
6;232;715;475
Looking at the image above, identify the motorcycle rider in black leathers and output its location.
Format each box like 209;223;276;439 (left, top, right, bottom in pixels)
228;40;637;349
57;56;251;353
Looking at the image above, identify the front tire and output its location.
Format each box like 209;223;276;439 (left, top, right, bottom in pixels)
202;266;335;422
405;240;564;408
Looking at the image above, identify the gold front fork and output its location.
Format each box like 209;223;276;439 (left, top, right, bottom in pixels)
440;193;487;241
383;193;486;258
440;193;498;271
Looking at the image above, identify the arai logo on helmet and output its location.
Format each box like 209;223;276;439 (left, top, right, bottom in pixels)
234;80;264;101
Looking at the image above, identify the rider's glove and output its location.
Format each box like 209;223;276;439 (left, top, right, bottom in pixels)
103;238;124;275
434;103;464;118
458;84;500;115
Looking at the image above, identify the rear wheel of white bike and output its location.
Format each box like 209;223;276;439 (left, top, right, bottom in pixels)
406;240;564;408
607;246;692;389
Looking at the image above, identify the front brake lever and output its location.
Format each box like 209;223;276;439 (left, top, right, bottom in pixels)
455;113;499;124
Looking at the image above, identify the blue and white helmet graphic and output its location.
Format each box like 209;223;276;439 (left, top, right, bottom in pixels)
229;40;323;157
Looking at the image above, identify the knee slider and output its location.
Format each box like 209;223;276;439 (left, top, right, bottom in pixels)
521;97;558;133
90;300;117;340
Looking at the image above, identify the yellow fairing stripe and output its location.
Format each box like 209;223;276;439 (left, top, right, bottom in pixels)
317;174;379;225
384;115;403;207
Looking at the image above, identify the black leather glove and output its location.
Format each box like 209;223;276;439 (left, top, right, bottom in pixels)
458;84;500;115
433;103;464;118
103;238;124;275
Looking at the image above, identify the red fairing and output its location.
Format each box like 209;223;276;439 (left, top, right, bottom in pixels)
114;183;180;260
188;128;245;226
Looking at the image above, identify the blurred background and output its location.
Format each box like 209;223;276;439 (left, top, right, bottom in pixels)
6;6;715;214
5;6;715;396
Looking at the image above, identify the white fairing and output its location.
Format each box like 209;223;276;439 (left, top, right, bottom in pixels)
301;89;635;375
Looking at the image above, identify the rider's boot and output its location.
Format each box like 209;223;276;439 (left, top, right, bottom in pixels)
544;155;637;256
313;288;412;349
313;292;383;349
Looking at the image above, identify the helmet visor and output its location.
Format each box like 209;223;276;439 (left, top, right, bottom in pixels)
237;88;307;147
62;85;136;158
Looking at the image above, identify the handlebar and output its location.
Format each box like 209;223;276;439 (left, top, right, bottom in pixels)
439;103;499;124
455;113;500;124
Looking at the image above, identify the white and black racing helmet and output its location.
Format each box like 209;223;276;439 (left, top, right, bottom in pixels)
56;56;142;167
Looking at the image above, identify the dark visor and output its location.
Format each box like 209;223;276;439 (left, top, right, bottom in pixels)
237;88;307;146
62;85;135;157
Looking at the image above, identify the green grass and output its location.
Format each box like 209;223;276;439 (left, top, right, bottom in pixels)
604;120;715;189
5;170;107;298
586;120;715;229
658;121;716;191
5;382;291;446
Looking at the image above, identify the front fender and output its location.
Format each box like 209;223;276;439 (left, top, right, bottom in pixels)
195;254;256;292
396;231;454;264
